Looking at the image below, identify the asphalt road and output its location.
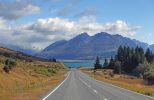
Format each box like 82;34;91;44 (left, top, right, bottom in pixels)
42;69;154;100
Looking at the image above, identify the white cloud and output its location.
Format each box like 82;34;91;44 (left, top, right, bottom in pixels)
0;17;141;50
0;18;6;29
0;1;40;20
103;20;141;36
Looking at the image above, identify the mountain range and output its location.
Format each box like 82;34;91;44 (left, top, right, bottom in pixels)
1;32;154;59
37;32;154;59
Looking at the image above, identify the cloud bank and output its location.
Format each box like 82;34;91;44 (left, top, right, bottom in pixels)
0;16;141;51
0;1;40;20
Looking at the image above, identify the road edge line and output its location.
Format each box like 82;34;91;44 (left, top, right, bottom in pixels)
93;74;154;99
79;70;154;99
42;71;71;100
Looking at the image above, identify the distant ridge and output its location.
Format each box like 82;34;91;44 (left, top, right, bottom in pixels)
0;43;36;55
0;46;47;61
38;32;150;59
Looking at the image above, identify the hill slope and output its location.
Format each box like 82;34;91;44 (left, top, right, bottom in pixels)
38;32;149;59
0;43;37;55
0;46;47;61
0;47;68;100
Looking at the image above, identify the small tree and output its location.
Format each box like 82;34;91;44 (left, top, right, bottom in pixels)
144;61;154;85
52;58;57;62
94;56;102;69
103;58;108;68
114;61;121;74
49;58;57;62
145;48;154;64
108;57;115;69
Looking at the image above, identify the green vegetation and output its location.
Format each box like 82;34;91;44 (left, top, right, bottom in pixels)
145;48;154;63
115;46;146;73
103;58;108;68
101;46;154;85
3;57;16;73
144;62;154;85
34;66;57;76
108;57;114;69
94;56;102;69
133;63;149;78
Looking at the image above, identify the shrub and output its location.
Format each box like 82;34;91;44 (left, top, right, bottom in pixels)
143;62;154;85
3;58;16;73
34;67;57;76
133;63;149;78
3;65;10;73
109;72;114;77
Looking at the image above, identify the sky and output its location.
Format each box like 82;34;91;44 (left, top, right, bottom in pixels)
0;0;154;51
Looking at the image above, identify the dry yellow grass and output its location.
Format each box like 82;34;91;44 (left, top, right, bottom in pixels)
0;56;69;100
80;67;154;97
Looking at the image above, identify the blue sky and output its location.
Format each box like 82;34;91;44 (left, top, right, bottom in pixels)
0;0;154;50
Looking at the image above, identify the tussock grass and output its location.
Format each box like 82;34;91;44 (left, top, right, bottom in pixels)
34;67;57;76
0;55;69;100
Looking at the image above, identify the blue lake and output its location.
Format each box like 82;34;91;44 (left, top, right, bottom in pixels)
60;60;104;68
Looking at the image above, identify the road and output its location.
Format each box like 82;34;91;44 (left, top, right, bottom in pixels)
42;69;154;100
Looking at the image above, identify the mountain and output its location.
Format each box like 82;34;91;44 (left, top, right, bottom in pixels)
0;44;37;55
38;32;149;59
0;46;47;61
150;44;154;53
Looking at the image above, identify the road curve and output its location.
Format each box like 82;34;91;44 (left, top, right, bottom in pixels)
42;69;154;100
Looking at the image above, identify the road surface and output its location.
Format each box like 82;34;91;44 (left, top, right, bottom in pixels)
42;69;154;100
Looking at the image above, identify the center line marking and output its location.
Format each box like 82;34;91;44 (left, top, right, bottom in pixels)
93;89;97;93
104;98;108;100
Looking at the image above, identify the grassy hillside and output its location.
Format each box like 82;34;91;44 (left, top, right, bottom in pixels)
0;47;69;100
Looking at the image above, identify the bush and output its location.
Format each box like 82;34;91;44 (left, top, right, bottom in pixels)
109;72;114;77
3;58;16;73
3;65;10;73
133;63;149;78
144;73;154;85
143;62;154;85
34;67;57;76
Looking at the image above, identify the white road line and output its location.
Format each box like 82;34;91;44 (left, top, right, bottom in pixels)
42;71;71;100
79;77;99;94
79;70;154;99
78;72;108;100
88;85;91;88
93;89;98;93
94;76;154;99
79;77;88;85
